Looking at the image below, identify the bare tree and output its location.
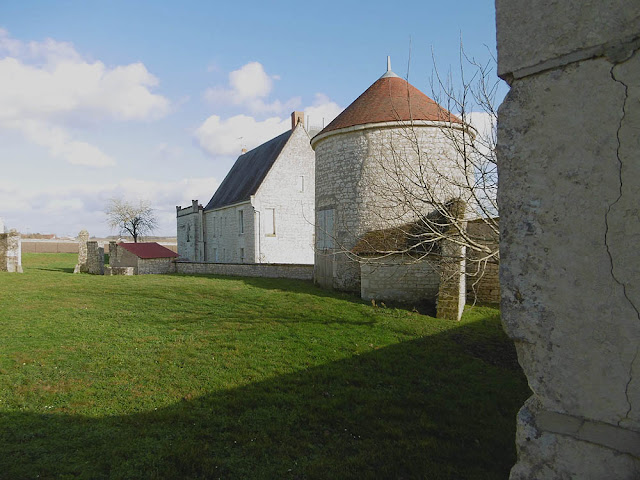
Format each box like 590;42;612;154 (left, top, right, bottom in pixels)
106;198;157;243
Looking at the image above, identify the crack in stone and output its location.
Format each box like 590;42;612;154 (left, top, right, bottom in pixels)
607;59;640;425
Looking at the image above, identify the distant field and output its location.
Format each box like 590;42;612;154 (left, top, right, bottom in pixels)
0;253;530;479
21;238;178;254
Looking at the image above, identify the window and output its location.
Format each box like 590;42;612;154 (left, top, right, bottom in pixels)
298;175;305;193
211;217;216;237
240;248;245;263
265;208;276;236
238;210;244;234
213;248;218;262
317;209;335;249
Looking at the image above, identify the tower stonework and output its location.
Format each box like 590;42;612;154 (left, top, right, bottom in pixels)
496;0;640;477
311;65;470;311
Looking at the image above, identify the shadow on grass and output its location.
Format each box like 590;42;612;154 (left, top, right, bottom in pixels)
171;273;438;315
27;266;75;274
0;320;530;480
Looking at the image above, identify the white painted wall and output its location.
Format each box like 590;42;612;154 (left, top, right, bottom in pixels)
200;124;315;265
251;125;315;264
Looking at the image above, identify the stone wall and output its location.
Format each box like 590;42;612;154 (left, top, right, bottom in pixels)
203;201;255;264
466;219;500;304
176;200;204;262
105;266;135;276
108;242;138;269
86;241;104;275
466;262;499;304
313;123;468;293
138;257;176;275
175;261;313;280
0;230;23;273
360;255;440;304
496;1;640;477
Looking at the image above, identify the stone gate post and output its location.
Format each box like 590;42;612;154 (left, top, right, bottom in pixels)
496;1;640;477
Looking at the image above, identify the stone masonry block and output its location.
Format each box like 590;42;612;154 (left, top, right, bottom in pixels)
497;0;640;79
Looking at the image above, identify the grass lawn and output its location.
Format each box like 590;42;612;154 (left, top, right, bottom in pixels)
0;253;530;479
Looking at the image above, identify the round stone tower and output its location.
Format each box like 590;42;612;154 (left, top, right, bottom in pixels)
311;59;471;292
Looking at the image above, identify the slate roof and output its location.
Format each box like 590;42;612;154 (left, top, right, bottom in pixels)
118;242;179;259
204;130;292;211
314;73;461;139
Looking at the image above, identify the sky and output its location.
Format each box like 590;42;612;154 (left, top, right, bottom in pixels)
0;0;502;238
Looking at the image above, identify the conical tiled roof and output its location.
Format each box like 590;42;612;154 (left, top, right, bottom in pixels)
314;70;461;140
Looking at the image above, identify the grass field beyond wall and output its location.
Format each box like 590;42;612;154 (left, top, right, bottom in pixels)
0;253;530;479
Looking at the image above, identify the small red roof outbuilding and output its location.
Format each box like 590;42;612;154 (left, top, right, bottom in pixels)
118;242;179;259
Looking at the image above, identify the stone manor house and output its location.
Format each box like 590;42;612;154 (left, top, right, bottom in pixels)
177;112;315;265
178;61;497;317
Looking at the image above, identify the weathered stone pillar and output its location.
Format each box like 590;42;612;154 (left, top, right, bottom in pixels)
74;229;90;273
86;241;104;275
496;1;640;477
0;229;23;273
437;199;467;321
436;244;466;322
108;241;118;266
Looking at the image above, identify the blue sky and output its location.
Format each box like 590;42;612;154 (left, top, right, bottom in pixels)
0;0;501;237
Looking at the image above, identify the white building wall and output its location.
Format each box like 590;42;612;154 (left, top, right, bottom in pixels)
251;125;315;264
204;202;255;264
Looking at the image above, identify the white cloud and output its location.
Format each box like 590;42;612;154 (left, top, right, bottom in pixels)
229;61;272;100
0;176;218;237
204;61;300;114
195;114;290;157
467;111;495;139
195;93;343;157
13;119;116;167
0;30;170;168
304;93;343;130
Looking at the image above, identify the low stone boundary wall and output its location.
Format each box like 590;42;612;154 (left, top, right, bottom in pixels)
175;261;313;280
466;262;500;304
105;266;136;276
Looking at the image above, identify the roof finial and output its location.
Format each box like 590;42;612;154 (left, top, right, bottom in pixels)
379;56;400;79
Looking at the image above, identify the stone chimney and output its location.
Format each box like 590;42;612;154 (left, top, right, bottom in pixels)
291;111;304;130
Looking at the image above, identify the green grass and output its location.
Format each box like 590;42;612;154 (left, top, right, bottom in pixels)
0;253;530;479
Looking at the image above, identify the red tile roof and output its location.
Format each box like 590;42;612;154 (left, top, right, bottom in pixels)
316;75;461;138
118;242;179;259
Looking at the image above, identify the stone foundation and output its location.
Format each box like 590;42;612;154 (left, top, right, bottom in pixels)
176;261;313;280
105;266;136;276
